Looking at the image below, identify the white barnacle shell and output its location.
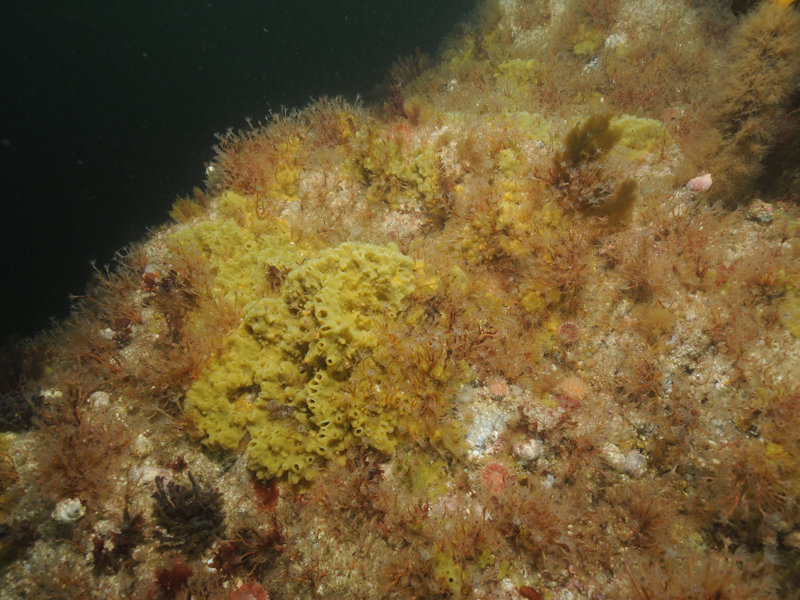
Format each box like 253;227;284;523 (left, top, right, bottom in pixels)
52;498;86;523
513;438;543;461
603;443;647;477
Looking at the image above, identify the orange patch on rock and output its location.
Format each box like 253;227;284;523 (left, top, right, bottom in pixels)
556;376;589;408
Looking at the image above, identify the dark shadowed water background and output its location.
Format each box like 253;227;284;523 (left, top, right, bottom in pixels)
0;0;475;342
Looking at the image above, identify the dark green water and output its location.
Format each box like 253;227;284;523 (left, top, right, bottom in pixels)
0;0;475;342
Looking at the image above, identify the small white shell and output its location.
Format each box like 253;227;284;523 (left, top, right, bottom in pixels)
602;444;646;476
513;438;543;461
686;173;713;192
52;498;86;523
623;450;648;477
131;433;153;457
88;390;110;409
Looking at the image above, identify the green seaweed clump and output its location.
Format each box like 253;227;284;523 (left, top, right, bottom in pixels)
555;114;620;174
551;114;637;220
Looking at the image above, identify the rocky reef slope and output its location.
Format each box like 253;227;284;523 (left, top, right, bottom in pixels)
2;1;800;598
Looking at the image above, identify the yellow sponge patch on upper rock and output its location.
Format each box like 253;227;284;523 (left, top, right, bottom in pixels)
169;191;310;309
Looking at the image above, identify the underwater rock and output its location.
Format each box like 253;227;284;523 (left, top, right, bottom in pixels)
747;198;774;222
6;1;800;598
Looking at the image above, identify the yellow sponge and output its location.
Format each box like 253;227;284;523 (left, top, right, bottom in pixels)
184;239;415;483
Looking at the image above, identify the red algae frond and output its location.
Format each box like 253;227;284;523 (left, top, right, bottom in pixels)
480;462;510;495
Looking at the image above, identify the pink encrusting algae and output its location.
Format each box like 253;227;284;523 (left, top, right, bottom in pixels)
686;173;713;192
